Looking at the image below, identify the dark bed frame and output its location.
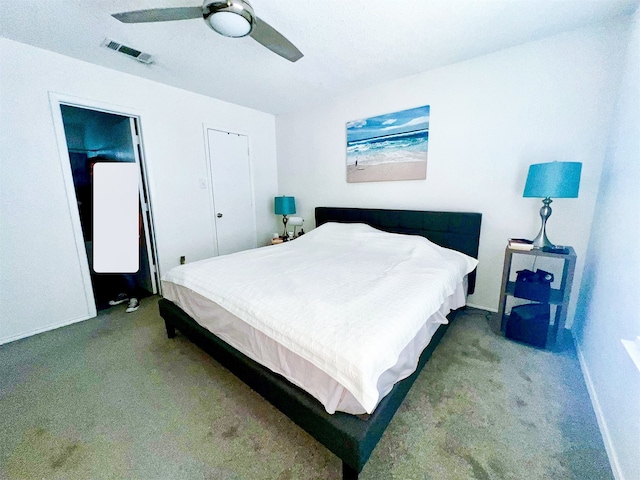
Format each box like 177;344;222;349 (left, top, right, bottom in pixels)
158;207;482;479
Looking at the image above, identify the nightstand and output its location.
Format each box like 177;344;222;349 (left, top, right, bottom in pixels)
271;234;303;245
498;245;577;348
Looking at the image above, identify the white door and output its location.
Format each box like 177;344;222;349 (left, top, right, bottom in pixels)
129;118;159;294
207;129;256;255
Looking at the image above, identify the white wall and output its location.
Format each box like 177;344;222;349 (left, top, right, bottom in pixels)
275;19;630;315
574;8;640;479
0;38;279;344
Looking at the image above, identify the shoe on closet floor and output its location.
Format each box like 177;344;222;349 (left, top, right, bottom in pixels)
108;293;129;306
126;298;140;313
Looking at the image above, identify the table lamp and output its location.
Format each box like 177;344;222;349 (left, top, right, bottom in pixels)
274;196;296;241
523;161;582;248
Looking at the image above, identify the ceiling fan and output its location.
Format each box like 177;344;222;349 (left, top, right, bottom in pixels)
112;0;303;62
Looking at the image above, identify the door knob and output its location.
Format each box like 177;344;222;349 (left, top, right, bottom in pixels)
217;213;223;218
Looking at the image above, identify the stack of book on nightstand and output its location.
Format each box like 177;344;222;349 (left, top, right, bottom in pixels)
508;238;534;251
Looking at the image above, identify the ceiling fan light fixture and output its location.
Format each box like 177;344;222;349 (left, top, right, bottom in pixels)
207;11;251;37
204;0;254;38
113;0;302;62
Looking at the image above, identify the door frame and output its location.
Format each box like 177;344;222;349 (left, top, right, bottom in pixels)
49;92;161;316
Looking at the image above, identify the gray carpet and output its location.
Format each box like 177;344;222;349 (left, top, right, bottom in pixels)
0;297;612;479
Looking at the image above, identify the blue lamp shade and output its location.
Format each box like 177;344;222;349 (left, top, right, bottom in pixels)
274;196;296;215
523;161;582;199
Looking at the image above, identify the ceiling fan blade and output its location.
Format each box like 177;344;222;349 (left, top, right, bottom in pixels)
112;7;203;24
250;17;303;62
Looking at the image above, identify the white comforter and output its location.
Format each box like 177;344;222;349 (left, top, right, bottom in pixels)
162;222;478;413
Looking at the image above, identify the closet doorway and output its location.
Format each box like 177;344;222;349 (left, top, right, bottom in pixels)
58;104;159;311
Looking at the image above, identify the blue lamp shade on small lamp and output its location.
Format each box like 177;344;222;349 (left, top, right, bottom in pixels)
274;196;296;240
523;161;582;248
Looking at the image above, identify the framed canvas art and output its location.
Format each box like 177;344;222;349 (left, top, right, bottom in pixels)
346;105;429;183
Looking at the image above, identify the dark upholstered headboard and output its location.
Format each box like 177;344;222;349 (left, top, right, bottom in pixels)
315;207;482;295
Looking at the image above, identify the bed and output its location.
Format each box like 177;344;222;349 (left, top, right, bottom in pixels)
158;207;482;479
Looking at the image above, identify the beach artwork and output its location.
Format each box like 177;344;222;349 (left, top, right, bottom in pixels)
346;105;429;183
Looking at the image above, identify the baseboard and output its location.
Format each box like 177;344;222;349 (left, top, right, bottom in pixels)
0;314;94;345
574;336;625;480
466;302;497;312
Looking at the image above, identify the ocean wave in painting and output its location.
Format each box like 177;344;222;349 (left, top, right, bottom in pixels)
347;129;428;166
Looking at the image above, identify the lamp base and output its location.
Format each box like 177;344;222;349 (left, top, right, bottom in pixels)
281;215;290;241
532;198;554;249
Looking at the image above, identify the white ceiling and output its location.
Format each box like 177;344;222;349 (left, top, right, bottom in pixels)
1;0;638;115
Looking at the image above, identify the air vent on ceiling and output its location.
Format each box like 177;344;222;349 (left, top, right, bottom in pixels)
102;38;154;64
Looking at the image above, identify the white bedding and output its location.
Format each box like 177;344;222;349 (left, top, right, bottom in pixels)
162;280;466;414
162;222;478;414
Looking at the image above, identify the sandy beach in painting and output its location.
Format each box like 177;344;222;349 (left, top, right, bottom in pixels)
347;157;427;183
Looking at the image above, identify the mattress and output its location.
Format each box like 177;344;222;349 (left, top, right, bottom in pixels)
162;222;478;414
